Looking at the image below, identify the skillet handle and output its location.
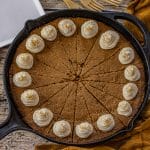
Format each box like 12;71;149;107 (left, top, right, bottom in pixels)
103;12;150;97
0;105;28;139
103;12;150;54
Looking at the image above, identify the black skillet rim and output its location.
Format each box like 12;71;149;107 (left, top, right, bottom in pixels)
2;9;150;146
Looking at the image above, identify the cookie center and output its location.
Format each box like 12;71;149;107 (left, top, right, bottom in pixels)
74;75;80;81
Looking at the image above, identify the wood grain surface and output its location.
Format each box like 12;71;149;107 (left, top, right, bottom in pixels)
0;0;128;149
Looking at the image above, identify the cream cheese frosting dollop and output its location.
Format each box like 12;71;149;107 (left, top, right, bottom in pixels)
13;71;32;87
81;20;98;39
53;120;71;138
26;34;45;53
99;30;120;50
58;19;76;37
41;25;57;41
118;47;135;64
117;100;132;117
123;83;138;100
33;108;53;127
21;89;39;106
16;53;33;69
124;65;141;81
97;114;115;132
75;122;93;138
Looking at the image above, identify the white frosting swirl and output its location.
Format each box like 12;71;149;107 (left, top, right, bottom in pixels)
97;114;115;132
81;20;98;39
16;53;33;69
58;19;76;37
53;120;71;138
123;83;138;100
99;30;120;50
118;47;135;64
13;71;32;87
21;89;39;106
117;100;132;117
33;108;53;127
41;25;57;41
75;122;93;138
26;34;45;53
124;65;141;81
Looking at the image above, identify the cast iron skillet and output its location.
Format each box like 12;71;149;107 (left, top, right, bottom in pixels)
1;9;150;146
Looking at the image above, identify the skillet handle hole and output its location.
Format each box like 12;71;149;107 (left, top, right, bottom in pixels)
115;18;144;46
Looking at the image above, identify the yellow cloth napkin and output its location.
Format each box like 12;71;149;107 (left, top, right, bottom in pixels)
125;0;150;43
35;0;150;149
35;145;115;150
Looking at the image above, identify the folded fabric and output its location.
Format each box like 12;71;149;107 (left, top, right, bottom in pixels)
35;0;150;149
34;144;65;150
125;0;150;43
35;145;115;150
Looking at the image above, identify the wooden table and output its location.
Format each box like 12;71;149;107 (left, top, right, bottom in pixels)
0;0;128;149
